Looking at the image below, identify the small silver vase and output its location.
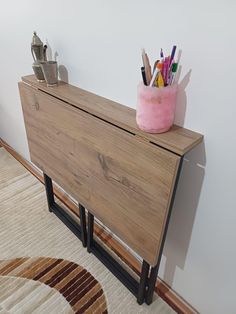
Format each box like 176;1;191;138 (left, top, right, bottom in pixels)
40;61;58;87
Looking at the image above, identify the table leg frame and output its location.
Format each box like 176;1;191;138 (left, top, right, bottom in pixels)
43;155;183;305
86;156;184;305
43;173;87;247
87;212;150;304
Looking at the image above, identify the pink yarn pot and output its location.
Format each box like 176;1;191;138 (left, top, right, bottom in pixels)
136;83;178;133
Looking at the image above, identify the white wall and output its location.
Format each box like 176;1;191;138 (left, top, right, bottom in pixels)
0;1;235;313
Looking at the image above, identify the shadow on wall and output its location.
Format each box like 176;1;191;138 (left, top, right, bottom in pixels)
46;39;69;83
174;65;192;127
163;140;206;286
45;39;53;61
58;65;69;83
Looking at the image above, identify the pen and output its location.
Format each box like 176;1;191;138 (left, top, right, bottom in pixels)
160;48;164;59
165;45;177;85
153;60;159;74
149;67;159;87
141;66;147;85
170;45;177;65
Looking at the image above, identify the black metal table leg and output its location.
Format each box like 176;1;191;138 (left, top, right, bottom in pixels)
145;264;158;304
86;211;140;296
145;156;184;304
43;155;184;306
137;260;150;305
79;204;87;247
43;172;87;246
87;212;94;253
43;173;54;212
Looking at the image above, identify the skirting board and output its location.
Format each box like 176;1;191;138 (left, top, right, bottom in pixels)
0;137;198;314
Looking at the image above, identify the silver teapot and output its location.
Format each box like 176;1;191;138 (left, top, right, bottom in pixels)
31;31;47;81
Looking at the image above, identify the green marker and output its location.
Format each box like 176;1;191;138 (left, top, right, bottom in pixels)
170;63;178;85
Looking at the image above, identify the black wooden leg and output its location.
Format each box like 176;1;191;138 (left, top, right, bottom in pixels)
79;204;87;247
137;260;150;305
87;212;94;253
43;173;54;212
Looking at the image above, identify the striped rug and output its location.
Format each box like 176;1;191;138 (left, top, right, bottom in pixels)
0;257;107;313
0;147;175;313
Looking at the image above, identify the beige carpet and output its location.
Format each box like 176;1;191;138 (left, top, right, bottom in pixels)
0;257;107;313
0;147;176;314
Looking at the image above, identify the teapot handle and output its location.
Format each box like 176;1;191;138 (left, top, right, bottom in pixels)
43;45;47;61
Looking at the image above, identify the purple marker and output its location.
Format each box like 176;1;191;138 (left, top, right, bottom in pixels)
163;57;169;85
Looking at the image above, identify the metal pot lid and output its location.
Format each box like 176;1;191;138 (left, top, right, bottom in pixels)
31;31;43;46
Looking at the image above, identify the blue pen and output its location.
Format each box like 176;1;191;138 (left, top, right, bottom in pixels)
170;45;177;64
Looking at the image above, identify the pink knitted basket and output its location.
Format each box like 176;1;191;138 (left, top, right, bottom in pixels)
136;83;178;133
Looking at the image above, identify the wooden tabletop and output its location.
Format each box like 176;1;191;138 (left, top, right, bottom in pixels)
22;75;203;156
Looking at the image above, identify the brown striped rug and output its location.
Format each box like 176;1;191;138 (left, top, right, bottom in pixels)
0;257;107;313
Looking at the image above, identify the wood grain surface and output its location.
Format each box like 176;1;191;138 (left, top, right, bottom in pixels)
0;138;198;313
19;82;180;266
22;75;203;156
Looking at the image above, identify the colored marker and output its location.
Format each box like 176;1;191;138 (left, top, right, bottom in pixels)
170;62;178;84
163;57;170;86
